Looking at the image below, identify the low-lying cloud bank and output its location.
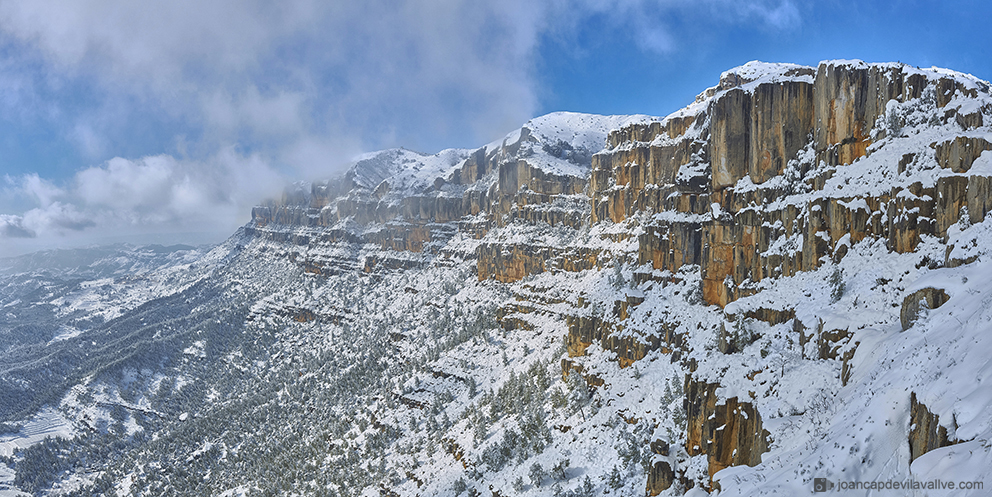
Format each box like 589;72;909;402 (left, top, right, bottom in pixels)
1;150;285;256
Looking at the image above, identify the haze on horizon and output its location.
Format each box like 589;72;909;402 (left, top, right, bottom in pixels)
0;0;990;258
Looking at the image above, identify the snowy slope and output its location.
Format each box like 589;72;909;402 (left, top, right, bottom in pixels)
348;148;473;195
1;60;992;497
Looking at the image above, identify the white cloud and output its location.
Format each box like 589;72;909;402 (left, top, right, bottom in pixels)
0;1;289;89
280;134;364;183
0;151;288;256
21;202;94;232
0;0;803;256
547;0;802;55
19;173;64;207
75;156;176;214
201;87;309;143
720;0;801;30
0;214;35;238
0;0;803;160
0;0;548;159
67;152;285;228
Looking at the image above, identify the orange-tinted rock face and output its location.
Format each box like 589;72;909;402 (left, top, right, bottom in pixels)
448;148;491;185
605;115;697;149
638;220;704;273
646;460;676;496
710;81;815;190
684;377;769;489
563;311;667;368
909;392;958;462
590;121;707;223
701;221;753;307
814;62;874;166
593;61;992;308
476;244;598;283
935;176;970;235
366;224;433;252
750;81;815;184
967;174;992;224
691;164;991;307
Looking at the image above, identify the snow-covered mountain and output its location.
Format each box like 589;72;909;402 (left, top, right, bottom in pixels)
2;60;992;497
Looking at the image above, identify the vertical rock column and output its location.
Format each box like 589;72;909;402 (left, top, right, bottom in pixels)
684;376;770;490
814;61;873;166
703;80;814;307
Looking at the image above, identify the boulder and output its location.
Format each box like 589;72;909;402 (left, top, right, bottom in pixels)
900;287;950;331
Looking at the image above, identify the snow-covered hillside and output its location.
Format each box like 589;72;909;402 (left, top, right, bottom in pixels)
1;60;992;497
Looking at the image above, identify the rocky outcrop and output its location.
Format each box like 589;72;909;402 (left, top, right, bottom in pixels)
495;161;586;208
638;219;705;273
744;307;795;325
590;71;814;224
909;392;958;462
504;193;589;230
901;287;950;330
818;323;858;385
591;61;992;307
563;310;667;368
684;377;769;489
751;81;816;183
712;81;814;189
813;62;875;166
476;244;598;283
710;88;753;190
589;109;710;225
646;460;676;496
933;136;992;173
252;119;612;280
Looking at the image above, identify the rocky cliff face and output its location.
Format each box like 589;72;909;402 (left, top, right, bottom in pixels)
241;60;992;496
590;61;992;309
250;113;643;279
683;377;769;491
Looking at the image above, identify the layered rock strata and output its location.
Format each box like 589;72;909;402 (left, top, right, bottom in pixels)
592;61;992;307
246;60;992;495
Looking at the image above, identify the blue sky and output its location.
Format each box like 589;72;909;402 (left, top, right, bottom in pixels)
1;0;990;256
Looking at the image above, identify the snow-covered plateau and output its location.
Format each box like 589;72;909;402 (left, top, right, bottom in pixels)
1;60;992;496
